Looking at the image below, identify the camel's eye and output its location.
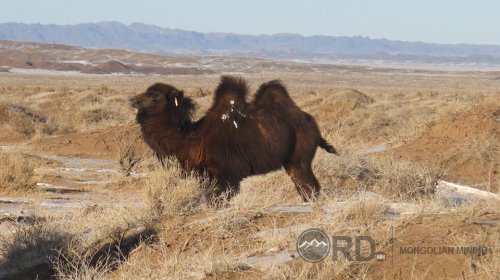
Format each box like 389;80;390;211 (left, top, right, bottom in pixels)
148;92;159;99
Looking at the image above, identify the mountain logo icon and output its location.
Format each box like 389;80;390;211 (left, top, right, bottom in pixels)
296;229;330;262
298;239;329;250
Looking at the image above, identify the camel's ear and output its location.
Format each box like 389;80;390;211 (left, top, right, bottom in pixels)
170;90;184;107
174;90;184;99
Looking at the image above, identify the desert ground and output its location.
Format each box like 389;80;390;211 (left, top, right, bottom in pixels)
0;57;499;279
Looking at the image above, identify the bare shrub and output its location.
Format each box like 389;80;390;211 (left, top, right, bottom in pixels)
0;205;153;278
0;151;34;191
0;221;71;272
114;128;142;176
52;251;114;280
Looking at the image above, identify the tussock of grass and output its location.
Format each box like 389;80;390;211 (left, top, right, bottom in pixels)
80;108;124;125
79;93;104;105
52;251;114;280
144;161;211;219
368;157;437;199
8;110;37;139
39;117;62;136
262;259;370;280
335;199;389;226
113;244;238;279
0;151;34;191
0;205;153;278
2;104;47;139
0;220;72;272
114;128;142;176
315;151;437;200
231;171;300;211
0;103;65;138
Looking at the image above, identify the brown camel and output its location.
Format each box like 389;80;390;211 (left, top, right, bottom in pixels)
129;76;336;202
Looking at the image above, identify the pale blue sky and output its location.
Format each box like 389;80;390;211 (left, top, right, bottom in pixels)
1;0;499;45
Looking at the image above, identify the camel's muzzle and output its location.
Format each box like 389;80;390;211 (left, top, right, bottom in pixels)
129;96;141;109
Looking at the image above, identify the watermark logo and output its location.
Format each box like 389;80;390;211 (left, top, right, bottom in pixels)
296;229;330;262
376;252;386;261
297;229;384;262
297;227;496;263
399;246;493;255
332;236;376;261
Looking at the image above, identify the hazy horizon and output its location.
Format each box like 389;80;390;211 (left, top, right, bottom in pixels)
2;0;500;45
3;20;500;47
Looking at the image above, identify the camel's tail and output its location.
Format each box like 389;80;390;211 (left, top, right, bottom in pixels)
319;137;337;154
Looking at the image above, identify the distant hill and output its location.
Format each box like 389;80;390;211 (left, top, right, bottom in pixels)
0;40;214;75
5;40;467;76
1;22;500;65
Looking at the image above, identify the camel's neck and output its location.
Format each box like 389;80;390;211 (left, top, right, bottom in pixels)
138;111;204;171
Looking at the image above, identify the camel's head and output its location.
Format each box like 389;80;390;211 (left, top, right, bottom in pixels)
129;83;184;115
130;82;195;127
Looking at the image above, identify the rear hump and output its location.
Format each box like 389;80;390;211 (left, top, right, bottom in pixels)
254;79;294;107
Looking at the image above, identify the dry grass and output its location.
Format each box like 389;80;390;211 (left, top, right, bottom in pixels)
7;109;37;138
104;179;397;280
441;135;499;189
368;158;438;199
144;161;212;219
0;67;499;279
0;220;71;272
80;107;125;126
92;157;402;279
231;170;301;211
113;128;142;176
314;151;437;201
0;85;136;138
53;252;115;280
0;150;34;191
0;204;154;278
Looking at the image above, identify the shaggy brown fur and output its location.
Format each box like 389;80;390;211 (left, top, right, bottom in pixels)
130;76;336;201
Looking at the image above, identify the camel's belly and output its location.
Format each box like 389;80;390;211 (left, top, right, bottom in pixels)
205;110;295;180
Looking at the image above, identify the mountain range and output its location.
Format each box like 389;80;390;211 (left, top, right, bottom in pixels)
1;22;500;65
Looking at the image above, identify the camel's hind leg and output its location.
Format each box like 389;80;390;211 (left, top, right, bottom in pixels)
285;117;322;201
285;163;320;201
